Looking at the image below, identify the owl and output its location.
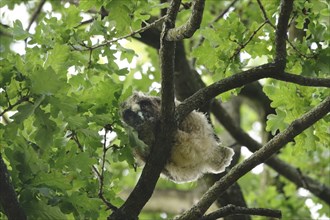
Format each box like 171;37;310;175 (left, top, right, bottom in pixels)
121;92;234;183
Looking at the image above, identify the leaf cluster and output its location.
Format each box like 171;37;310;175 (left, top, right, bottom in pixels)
0;0;329;219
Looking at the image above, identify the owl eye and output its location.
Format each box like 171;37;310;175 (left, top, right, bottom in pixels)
139;99;152;108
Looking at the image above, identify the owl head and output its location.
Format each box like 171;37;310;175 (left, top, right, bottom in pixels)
120;92;161;129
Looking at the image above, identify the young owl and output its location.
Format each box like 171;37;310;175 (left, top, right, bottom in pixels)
121;92;234;183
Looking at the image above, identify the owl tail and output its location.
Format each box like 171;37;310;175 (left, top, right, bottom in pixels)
208;146;234;174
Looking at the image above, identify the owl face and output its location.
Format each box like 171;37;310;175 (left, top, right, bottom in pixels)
121;92;161;128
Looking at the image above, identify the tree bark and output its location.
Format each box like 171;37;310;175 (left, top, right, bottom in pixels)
0;154;27;220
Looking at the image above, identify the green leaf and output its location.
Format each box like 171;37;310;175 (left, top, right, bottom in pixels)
105;1;132;35
79;1;103;11
64;193;101;216
44;44;71;75
62;5;82;28
294;127;318;151
192;41;218;71
266;109;288;135
125;125;149;157
67;152;96;174
11;96;45;123
0;59;14;86
30;66;64;95
49;96;78;118
32;171;72;190
25;200;67;220
33;108;58;148
11;20;30;40
67;115;88;130
320;8;330;16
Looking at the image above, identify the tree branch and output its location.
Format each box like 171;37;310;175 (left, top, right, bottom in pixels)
275;0;293;66
176;96;330;220
256;0;276;29
176;63;330;124
71;15;167;51
0;95;30;117
275;72;330;87
166;0;205;41
92;127;117;211
213;0;239;23
70;129;118;210
0;154;27;220
201;204;281;220
108;1;181;219
176;63;277;123
136;14;330;208
211;101;330;205
27;0;46;32
229;20;268;62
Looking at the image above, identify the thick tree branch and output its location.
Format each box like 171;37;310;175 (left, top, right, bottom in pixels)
275;72;330;87
108;1;181;219
166;0;205;41
176;0;294;122
201;204;281;220
176;63;278;123
176;96;330;220
211;101;330;205
0;154;27;220
275;0;293;66
176;63;330;124
171;27;250;220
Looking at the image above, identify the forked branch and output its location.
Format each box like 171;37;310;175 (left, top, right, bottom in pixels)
201;204;281;220
176;96;330;220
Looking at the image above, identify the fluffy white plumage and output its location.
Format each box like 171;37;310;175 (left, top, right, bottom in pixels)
121;92;234;183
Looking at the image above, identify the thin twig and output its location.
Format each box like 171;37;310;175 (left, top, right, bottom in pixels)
75;18;96;28
96;127;117;211
213;0;239;23
72;3;193;52
27;0;46;32
256;0;276;29
70;131;84;151
74;7;109;28
76;15;168;51
0;95;30;117
287;39;317;59
233;21;268;58
224;20;268;73
71;128;117;211
91;165;117;211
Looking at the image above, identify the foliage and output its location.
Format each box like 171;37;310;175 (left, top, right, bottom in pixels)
0;0;329;219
